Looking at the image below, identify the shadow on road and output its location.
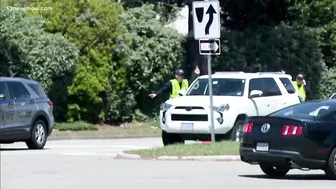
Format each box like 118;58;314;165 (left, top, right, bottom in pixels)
239;174;328;180
0;148;50;151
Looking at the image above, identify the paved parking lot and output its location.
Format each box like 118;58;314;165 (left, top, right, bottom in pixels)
1;138;334;189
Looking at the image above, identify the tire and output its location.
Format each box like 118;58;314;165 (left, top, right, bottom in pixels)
162;130;184;146
260;164;289;178
230;120;245;142
324;147;336;179
26;120;48;150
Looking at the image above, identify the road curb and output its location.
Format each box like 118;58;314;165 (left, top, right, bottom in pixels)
115;152;241;162
157;155;241;161
115;152;141;160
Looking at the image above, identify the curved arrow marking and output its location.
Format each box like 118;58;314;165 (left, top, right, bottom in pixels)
205;4;217;35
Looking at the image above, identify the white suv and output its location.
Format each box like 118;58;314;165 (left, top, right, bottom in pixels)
159;72;300;145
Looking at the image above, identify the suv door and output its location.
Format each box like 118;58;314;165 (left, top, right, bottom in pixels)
6;81;36;129
0;81;15;131
248;78;273;115
262;78;284;113
279;77;300;106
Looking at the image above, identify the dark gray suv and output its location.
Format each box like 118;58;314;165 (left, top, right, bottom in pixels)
0;77;55;149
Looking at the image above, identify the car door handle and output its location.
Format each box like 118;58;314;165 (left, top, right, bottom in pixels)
30;99;36;104
266;104;270;107
8;102;14;106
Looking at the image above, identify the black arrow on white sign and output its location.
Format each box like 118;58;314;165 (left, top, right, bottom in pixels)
205;4;217;35
199;39;220;55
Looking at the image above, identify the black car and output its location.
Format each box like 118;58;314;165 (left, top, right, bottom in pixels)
240;100;336;179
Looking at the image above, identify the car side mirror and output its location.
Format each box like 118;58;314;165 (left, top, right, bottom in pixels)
0;93;5;100
249;90;263;98
178;90;186;96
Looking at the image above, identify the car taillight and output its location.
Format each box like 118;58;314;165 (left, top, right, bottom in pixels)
47;100;53;107
281;125;302;136
242;123;253;133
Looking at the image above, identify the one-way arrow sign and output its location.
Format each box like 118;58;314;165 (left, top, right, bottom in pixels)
199;39;220;55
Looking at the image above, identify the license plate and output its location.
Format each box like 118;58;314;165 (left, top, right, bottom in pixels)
181;123;194;130
256;142;269;152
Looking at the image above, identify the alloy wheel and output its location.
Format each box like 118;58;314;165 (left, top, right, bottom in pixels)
35;124;45;144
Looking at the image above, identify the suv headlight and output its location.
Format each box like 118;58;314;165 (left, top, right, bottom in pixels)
160;103;173;111
213;104;230;112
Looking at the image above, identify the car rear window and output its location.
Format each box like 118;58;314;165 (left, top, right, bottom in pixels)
28;83;47;97
279;78;296;94
269;101;335;119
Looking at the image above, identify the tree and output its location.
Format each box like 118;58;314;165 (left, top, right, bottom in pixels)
0;8;79;120
116;4;186;120
213;23;325;98
28;0;127;123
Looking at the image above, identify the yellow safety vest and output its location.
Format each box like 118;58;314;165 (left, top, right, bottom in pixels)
293;81;306;102
170;79;188;99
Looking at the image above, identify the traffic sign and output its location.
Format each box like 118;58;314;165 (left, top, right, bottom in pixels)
199;39;220;55
192;1;220;40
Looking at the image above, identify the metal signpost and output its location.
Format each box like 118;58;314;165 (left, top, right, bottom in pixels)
192;0;221;143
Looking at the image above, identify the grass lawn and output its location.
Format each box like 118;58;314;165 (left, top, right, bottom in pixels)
125;141;240;159
55;122;98;131
50;120;161;139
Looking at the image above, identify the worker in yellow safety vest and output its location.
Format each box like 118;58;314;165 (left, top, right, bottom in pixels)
293;74;311;102
149;68;198;99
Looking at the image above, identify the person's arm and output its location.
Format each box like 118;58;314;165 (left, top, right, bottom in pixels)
156;81;172;96
305;85;312;100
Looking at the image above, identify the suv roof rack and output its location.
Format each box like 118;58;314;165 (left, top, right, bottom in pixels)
257;72;286;75
214;71;245;74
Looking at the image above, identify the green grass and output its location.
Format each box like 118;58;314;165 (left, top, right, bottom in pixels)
55;122;98;131
50;121;161;139
125;141;240;159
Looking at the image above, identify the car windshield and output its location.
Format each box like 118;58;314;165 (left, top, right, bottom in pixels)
269;101;336;119
187;78;246;96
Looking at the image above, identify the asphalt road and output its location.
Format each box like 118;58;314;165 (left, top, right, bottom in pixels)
1;138;334;189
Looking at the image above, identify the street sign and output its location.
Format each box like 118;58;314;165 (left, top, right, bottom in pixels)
192;1;220;40
199;39;220;55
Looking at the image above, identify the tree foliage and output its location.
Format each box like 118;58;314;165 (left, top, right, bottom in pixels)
0;8;79;119
28;0;127;123
26;1;185;123
110;4;186;120
213;23;325;98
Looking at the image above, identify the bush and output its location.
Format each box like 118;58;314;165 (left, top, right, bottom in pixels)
55;122;97;131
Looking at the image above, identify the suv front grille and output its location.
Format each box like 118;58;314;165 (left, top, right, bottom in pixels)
175;106;204;110
171;114;208;121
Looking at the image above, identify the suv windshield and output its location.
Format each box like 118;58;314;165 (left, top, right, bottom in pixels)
187;78;246;96
269;101;335;119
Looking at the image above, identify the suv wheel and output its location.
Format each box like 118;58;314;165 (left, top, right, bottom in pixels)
26;120;47;150
230;120;245;142
162;130;184;146
324;147;336;179
260;164;289;178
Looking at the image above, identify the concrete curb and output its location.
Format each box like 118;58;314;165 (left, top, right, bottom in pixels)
115;152;240;162
158;155;241;161
115;152;141;160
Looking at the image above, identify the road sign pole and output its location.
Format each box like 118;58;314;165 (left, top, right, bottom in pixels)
207;54;215;143
193;0;220;143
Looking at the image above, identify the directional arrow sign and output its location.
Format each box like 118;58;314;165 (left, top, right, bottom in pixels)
192;1;220;40
199;39;220;55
